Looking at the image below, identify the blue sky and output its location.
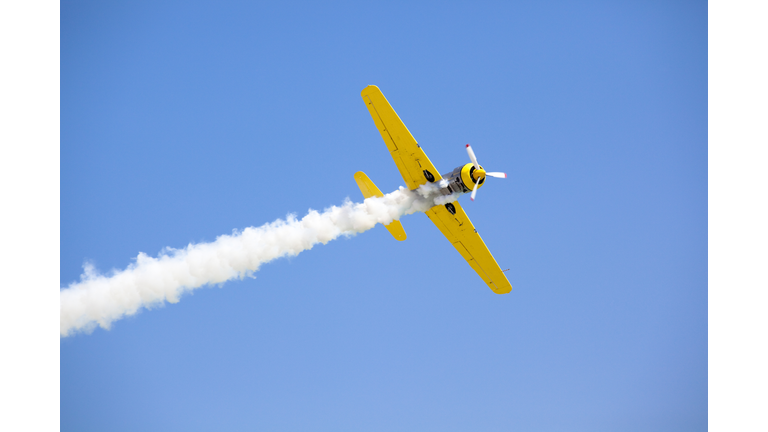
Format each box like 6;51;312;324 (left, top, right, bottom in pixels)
60;1;707;430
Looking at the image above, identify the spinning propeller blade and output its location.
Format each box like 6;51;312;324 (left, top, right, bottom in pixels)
471;179;480;201
466;144;479;169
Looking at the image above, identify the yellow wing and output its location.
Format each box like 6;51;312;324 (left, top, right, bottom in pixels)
425;201;512;294
361;85;442;190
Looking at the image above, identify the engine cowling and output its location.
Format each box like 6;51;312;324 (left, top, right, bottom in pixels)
460;162;486;191
439;163;486;195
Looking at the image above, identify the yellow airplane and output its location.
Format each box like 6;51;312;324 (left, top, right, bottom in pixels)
356;85;512;294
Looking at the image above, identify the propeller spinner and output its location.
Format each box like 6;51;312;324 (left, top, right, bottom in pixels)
465;144;506;201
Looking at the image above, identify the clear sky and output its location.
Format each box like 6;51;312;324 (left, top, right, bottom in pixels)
61;1;707;430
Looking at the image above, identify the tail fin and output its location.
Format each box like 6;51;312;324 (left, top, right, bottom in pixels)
354;172;407;241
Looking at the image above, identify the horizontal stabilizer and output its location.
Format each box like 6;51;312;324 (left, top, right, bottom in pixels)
354;171;407;241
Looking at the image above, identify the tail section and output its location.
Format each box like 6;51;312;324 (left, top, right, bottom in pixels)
354;172;407;241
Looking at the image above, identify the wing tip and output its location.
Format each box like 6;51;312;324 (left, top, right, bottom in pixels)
491;284;512;294
361;85;380;97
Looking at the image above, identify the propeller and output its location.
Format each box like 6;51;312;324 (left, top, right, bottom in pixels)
471;177;480;201
465;144;506;201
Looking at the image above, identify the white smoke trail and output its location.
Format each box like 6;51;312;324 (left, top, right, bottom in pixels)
60;183;460;337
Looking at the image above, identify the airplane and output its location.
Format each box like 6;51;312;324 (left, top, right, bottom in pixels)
355;85;512;294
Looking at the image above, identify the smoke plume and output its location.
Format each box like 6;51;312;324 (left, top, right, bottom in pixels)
60;182;460;337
